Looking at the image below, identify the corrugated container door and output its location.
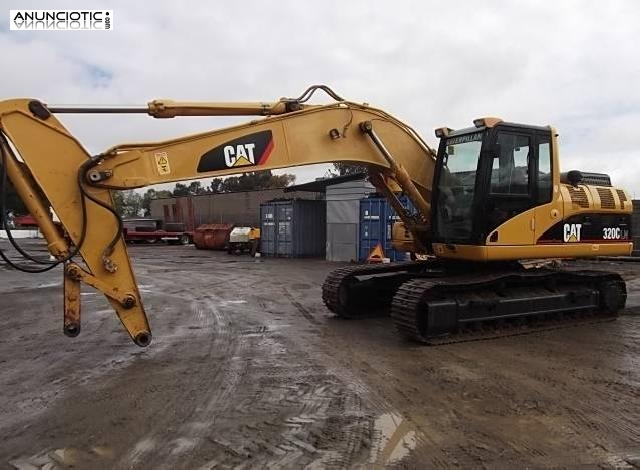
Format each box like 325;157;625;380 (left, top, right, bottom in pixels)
292;200;326;257
260;203;276;256
276;202;293;257
326;199;359;261
359;198;385;261
327;223;358;261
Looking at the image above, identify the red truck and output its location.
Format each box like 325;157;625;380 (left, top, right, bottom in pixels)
122;218;193;245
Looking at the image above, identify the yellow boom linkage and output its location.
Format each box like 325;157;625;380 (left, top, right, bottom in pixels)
0;86;435;345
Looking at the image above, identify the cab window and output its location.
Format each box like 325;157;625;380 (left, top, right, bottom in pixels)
537;139;552;204
490;134;531;195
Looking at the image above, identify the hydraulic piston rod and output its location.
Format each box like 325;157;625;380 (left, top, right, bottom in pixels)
360;121;431;221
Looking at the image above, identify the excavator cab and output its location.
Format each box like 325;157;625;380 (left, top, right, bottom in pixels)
428;117;631;262
432;118;551;247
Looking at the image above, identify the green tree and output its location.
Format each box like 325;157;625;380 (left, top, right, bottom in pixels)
111;190;125;216
172;181;211;197
168;171;295;197
187;181;209;195
172;183;190;197
221;171;295;192
327;162;366;177
111;190;143;218
141;188;172;216
269;173;297;188
209;178;224;193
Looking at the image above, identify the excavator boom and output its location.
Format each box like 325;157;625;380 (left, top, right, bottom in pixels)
0;86;435;345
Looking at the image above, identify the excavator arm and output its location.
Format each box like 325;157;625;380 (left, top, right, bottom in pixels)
0;86;436;346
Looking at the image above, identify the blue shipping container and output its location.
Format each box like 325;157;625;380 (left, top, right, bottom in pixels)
359;196;416;262
260;199;326;257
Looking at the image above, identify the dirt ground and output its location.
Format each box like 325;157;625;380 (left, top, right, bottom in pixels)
1;240;639;469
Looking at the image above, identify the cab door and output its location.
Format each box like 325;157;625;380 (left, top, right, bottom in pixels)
480;128;536;245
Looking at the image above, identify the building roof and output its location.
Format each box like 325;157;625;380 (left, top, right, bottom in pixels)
284;173;367;193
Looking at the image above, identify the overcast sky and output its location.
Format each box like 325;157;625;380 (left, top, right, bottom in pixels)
2;1;640;195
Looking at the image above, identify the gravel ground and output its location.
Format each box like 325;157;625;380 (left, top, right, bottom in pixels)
1;240;639;469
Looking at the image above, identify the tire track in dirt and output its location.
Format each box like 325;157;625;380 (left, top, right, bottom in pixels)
158;297;251;469
118;294;243;469
2;284;246;469
300;310;640;468
179;310;374;467
0;288;142;434
120;266;377;468
252;311;432;468
281;287;320;325
430;329;640;465
309;341;456;468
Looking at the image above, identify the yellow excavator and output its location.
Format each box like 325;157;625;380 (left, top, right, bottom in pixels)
0;85;632;346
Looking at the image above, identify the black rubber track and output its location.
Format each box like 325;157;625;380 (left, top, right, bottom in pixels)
390;269;626;344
